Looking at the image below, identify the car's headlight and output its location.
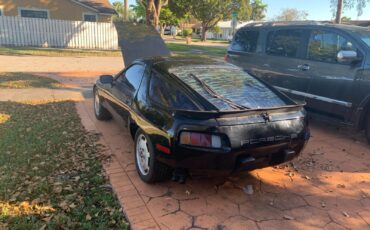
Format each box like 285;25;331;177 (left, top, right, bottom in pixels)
179;131;222;149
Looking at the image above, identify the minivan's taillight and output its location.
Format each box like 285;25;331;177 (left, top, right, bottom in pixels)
180;131;222;149
224;54;228;61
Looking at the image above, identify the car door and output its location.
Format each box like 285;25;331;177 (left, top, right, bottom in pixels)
110;64;145;122
259;28;312;103
302;29;363;120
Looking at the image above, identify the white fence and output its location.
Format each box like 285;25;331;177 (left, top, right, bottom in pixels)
0;16;119;50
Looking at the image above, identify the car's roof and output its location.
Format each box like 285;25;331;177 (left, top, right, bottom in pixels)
137;56;227;72
242;21;369;32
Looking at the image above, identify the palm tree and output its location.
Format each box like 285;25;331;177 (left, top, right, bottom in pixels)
335;0;343;23
124;0;129;21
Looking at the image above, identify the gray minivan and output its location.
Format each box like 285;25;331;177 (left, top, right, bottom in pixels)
226;21;370;142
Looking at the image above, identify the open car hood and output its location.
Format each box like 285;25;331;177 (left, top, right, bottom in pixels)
114;22;171;66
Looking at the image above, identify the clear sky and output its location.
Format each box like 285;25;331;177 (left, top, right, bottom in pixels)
109;0;370;21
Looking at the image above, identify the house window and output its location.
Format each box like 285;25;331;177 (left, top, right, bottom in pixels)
20;8;48;19
83;14;97;22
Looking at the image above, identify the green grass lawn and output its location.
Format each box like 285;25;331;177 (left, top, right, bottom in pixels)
0;43;227;59
0;100;127;229
0;46;122;57
0;73;62;89
191;38;230;44
166;43;227;58
174;36;229;44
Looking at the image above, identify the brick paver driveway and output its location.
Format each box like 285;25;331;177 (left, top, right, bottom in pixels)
77;96;370;230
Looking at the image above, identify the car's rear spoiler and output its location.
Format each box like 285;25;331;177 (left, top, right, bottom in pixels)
173;104;305;119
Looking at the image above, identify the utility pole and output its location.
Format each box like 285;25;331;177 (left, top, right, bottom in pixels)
335;0;343;24
124;0;129;21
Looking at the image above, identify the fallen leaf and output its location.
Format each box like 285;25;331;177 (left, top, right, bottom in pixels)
243;185;254;195
42;215;53;222
86;213;92;221
283;215;295;220
53;186;62;194
337;184;346;189
59;201;69;210
342;211;350;218
31;198;40;205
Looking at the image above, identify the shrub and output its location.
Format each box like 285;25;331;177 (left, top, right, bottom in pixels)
182;28;193;37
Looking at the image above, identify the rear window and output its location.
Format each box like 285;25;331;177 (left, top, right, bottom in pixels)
169;65;287;111
266;29;303;58
149;72;198;110
230;30;259;53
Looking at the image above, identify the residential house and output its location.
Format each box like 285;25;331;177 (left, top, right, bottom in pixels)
346;20;370;28
206;20;251;40
0;0;115;22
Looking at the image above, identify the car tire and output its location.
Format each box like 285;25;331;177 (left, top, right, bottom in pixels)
134;129;171;183
94;89;112;121
365;114;370;144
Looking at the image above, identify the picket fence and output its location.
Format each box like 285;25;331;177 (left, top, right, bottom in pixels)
0;16;119;50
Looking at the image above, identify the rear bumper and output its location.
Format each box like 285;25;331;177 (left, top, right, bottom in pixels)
157;136;309;173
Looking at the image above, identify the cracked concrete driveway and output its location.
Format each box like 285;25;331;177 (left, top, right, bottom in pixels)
75;81;370;229
2;55;370;229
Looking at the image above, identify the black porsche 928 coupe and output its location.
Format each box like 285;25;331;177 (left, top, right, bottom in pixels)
93;57;310;183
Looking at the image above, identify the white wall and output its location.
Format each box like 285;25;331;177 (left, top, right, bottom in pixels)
0;16;119;50
206;28;233;40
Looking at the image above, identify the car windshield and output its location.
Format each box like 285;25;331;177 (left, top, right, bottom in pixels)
169;65;287;111
354;30;370;48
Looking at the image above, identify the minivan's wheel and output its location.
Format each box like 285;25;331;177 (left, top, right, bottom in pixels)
134;129;171;183
365;115;370;144
94;89;112;121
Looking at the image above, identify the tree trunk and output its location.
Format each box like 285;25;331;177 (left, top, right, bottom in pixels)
201;25;207;42
145;0;168;28
124;0;128;21
146;0;154;26
160;24;165;36
335;0;343;24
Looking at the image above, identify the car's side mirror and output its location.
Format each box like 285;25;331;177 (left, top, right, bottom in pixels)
100;75;114;84
337;50;360;64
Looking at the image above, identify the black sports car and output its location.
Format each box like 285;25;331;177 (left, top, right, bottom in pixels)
93;57;310;183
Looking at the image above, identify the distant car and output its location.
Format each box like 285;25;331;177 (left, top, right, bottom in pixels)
93;57;310;183
164;28;171;35
226;21;370;142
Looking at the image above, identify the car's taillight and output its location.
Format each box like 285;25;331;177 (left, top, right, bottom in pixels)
180;131;222;149
224;54;228;61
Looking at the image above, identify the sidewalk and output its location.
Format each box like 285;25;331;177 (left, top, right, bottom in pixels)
0;87;87;102
0;55;123;73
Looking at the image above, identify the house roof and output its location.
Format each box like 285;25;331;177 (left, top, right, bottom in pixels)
71;0;116;14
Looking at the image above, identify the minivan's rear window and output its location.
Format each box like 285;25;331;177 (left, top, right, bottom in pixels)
266;29;303;58
169;65;287;111
230;30;259;53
